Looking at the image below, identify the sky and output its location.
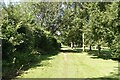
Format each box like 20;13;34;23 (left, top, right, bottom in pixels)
1;0;120;5
2;0;20;5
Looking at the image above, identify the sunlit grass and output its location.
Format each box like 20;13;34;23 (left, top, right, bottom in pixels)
17;48;118;78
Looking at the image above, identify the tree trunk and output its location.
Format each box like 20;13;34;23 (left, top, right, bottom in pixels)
73;42;75;48
71;42;73;48
89;45;92;51
98;44;101;55
82;33;85;51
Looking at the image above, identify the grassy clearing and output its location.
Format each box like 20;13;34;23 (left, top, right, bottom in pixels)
16;47;119;79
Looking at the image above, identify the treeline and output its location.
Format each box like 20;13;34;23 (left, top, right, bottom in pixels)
57;2;120;60
1;2;120;79
1;3;60;79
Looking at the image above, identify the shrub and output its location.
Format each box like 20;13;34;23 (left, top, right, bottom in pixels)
1;4;61;79
110;35;120;60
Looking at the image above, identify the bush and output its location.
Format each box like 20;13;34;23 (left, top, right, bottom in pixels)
33;27;61;54
1;4;61;79
110;35;120;60
37;36;61;55
2;39;14;60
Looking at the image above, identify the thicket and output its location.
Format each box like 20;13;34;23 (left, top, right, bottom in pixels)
1;3;60;79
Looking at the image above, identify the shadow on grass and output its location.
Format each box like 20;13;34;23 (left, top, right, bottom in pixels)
60;48;82;53
27;52;59;68
60;48;119;79
83;78;119;80
86;50;120;79
11;78;119;80
3;48;119;79
88;50;119;62
2;51;60;80
87;50;113;60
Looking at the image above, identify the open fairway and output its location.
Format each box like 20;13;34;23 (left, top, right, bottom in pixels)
17;47;119;79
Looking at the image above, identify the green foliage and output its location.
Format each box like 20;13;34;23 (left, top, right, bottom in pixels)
33;27;61;54
1;3;61;79
110;34;120;59
1;4;34;59
1;2;120;79
58;2;119;59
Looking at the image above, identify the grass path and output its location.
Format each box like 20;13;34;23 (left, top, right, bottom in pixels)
17;47;118;78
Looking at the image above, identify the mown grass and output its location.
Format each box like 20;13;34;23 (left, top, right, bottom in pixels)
16;47;119;79
2;50;59;79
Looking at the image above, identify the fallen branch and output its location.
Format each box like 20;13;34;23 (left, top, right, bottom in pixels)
16;65;24;74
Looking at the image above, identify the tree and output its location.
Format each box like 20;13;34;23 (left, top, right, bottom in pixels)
103;2;120;59
2;2;61;78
